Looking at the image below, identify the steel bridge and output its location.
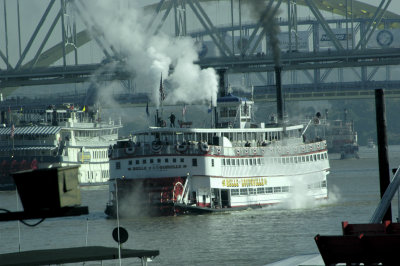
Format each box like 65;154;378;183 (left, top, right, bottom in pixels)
0;0;399;100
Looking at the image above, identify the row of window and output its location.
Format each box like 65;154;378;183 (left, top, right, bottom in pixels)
85;169;109;180
93;150;108;159
131;157;185;165
231;186;291;196
75;129;117;137
116;157;198;170
230;181;327;196
308;180;327;189
222;158;261;166
222;152;328;167
115;152;327;170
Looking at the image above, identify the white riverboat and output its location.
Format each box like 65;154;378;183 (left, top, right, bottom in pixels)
105;94;330;216
0;105;122;190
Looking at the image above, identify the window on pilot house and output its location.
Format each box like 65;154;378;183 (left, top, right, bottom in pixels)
211;159;214;167
116;162;121;169
128;160;132;165
192;158;198;167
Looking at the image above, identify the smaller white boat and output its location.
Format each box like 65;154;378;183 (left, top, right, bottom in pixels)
367;138;376;149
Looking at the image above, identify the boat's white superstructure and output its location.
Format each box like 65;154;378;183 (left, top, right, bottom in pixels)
106;94;330;216
0;105;122;189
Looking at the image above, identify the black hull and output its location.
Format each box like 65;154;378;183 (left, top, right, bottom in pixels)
105;201;263;217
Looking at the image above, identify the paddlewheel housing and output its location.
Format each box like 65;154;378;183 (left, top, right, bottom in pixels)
115;176;187;216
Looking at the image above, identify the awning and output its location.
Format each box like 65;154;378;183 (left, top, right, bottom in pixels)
0;146;55;152
0;126;61;136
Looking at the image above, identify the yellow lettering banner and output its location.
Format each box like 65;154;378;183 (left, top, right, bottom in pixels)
222;178;267;188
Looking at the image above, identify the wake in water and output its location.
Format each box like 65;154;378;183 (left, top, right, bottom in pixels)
279;183;342;210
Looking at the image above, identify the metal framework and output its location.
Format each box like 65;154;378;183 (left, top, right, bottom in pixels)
0;0;399;100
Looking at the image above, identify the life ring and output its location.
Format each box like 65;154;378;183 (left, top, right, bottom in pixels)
253;148;257;155
199;142;209;153
261;148;265;154
152;141;162;153
310;145;313;151
176;143;188;153
216;147;221;155
244;148;249;155
125;146;135;154
317;143;320;149
235;149;240;155
302;146;305;152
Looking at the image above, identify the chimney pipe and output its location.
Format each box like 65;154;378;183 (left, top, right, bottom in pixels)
274;66;284;125
217;69;227;97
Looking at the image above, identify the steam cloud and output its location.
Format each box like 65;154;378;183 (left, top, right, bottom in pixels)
78;1;218;107
246;0;281;66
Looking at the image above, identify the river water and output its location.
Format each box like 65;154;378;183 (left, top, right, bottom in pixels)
1;145;400;266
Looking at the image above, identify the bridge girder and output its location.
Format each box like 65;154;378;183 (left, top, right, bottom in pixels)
0;0;400;100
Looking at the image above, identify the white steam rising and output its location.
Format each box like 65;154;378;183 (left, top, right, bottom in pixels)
280;180;340;210
80;1;218;107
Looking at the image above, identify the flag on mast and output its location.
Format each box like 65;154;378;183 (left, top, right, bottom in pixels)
182;104;187;117
10;124;15;139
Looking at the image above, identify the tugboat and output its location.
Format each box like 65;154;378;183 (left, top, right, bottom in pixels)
367;138;376;149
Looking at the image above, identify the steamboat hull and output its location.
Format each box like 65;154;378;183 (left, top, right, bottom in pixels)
106;141;329;217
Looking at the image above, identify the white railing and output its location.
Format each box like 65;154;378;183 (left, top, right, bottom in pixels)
110;139;328;158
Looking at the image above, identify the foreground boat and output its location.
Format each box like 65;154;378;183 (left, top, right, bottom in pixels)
0;104;122;189
105;93;330;216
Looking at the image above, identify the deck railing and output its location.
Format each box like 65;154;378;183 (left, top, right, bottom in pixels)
110;140;327;158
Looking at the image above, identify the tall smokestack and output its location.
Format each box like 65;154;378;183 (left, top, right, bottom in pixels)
275;66;284;125
217;69;227;97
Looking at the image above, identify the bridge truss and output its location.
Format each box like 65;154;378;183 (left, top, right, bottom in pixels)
0;0;399;100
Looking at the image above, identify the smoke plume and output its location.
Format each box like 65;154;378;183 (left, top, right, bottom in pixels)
77;1;218;107
246;0;281;66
